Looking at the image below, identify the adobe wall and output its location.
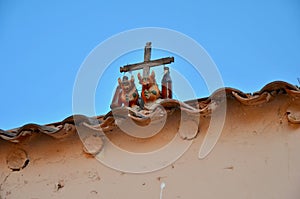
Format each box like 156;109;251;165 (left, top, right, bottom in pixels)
0;94;300;199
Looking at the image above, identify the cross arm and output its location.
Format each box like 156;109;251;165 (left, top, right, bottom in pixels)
120;57;174;73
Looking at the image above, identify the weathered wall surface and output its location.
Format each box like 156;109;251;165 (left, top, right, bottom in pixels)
1;94;300;199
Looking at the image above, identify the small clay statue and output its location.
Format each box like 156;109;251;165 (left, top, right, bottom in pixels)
110;76;139;108
138;70;160;104
161;66;172;99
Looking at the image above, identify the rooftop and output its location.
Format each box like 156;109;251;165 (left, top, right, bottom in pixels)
1;80;299;143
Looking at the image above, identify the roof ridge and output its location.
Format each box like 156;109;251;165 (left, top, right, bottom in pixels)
1;80;299;142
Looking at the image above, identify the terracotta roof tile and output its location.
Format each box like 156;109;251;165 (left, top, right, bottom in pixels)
1;81;299;142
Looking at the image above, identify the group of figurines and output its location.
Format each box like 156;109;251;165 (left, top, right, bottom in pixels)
110;66;172;109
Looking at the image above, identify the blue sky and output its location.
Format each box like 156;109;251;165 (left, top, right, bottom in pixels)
0;0;299;130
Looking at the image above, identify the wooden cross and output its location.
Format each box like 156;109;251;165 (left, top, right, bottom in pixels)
120;42;174;77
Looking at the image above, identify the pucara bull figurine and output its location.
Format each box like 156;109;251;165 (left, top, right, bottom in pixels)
138;70;160;104
110;76;139;108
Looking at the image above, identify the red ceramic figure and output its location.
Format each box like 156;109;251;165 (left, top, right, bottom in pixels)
110;76;139;108
138;70;160;103
161;66;172;99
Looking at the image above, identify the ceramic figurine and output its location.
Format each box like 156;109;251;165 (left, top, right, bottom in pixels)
110;76;139;108
138;70;160;103
161;66;172;99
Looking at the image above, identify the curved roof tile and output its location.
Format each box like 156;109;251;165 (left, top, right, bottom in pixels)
1;81;299;142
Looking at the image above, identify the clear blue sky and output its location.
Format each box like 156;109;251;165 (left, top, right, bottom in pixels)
0;0;299;130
